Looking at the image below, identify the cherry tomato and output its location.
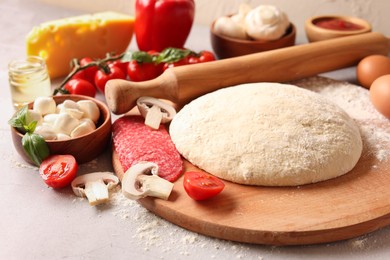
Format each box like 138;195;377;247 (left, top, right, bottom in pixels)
188;51;216;64
163;57;189;71
64;79;96;97
71;70;87;80
109;60;129;75
188;55;200;64
199;51;216;63
183;171;225;201
127;60;163;82
39;155;78;189
80;57;98;84
94;65;126;93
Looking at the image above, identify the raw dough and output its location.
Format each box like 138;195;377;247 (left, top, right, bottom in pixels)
169;83;363;186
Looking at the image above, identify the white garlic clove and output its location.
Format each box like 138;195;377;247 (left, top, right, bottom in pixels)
77;100;100;124
33;97;56;116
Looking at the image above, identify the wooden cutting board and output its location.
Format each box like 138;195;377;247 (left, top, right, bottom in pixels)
111;79;390;246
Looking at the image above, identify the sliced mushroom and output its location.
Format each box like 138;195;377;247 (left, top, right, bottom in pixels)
136;97;176;130
121;162;174;200
71;172;119;206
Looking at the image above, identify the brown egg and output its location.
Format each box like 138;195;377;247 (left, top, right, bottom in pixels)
357;55;390;89
370;74;390;118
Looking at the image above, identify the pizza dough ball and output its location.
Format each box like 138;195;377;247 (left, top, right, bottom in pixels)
169;83;362;186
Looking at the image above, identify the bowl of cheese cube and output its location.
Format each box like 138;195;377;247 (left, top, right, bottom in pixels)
11;95;111;164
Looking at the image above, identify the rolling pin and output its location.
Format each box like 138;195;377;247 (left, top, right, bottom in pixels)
105;32;390;114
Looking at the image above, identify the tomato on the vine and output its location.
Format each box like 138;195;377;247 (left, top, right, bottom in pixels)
64;79;96;97
108;60;129;75
94;65;126;93
198;50;216;63
183;171;225;201
163;57;189;71
80;57;99;84
127;60;163;82
188;51;216;64
71;70;87;80
39;155;78;189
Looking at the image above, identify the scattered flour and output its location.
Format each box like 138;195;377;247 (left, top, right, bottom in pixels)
293;76;390;163
104;76;389;258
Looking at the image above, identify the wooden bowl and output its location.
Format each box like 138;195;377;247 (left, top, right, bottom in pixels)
305;15;372;42
11;95;112;164
210;20;296;59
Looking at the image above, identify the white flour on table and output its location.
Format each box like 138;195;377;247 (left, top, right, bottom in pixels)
107;76;390;257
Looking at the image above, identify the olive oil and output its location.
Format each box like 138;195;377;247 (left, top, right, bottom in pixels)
9;56;51;109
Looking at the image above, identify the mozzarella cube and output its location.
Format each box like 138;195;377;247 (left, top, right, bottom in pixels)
35;125;57;140
57;100;84;119
26;109;43;126
77;100;100;124
54;113;79;135
56;133;71;141
33;97;56;115
71;120;96;138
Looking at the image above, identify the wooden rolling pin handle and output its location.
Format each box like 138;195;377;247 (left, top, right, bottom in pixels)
105;32;390;115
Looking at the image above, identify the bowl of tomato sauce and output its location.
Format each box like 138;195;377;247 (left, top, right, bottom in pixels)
305;15;371;42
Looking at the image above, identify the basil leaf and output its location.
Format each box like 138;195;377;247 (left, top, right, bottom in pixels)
8;105;28;132
22;133;50;166
157;48;193;63
24;121;37;133
131;51;154;63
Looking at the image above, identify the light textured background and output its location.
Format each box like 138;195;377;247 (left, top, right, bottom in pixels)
39;0;390;40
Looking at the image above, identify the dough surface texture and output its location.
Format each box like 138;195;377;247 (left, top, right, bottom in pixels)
169;83;363;186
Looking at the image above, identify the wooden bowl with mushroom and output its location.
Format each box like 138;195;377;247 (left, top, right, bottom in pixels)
210;20;296;59
11;95;111;164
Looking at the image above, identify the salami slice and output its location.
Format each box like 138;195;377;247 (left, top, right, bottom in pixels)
112;116;183;182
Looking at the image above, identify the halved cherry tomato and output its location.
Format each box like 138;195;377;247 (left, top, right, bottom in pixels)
94;65;126;93
64;79;96;97
127;60;163;82
39;155;78;189
183;171;225;201
80;57;99;84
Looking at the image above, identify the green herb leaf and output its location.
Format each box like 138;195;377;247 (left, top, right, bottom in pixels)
156;48;194;64
22;133;50;166
131;51;154;63
24;121;38;133
8;105;28;131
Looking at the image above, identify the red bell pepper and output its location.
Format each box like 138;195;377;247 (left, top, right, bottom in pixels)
135;0;195;52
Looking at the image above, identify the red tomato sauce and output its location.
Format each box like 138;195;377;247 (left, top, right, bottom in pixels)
314;18;364;31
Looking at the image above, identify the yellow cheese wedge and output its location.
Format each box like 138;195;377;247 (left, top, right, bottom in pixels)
26;12;135;79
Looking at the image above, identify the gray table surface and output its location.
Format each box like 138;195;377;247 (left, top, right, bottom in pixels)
1;0;389;259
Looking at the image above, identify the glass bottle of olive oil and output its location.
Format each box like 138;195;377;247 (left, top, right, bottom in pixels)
8;56;51;109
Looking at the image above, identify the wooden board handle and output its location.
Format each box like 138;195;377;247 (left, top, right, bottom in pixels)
105;32;390;114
